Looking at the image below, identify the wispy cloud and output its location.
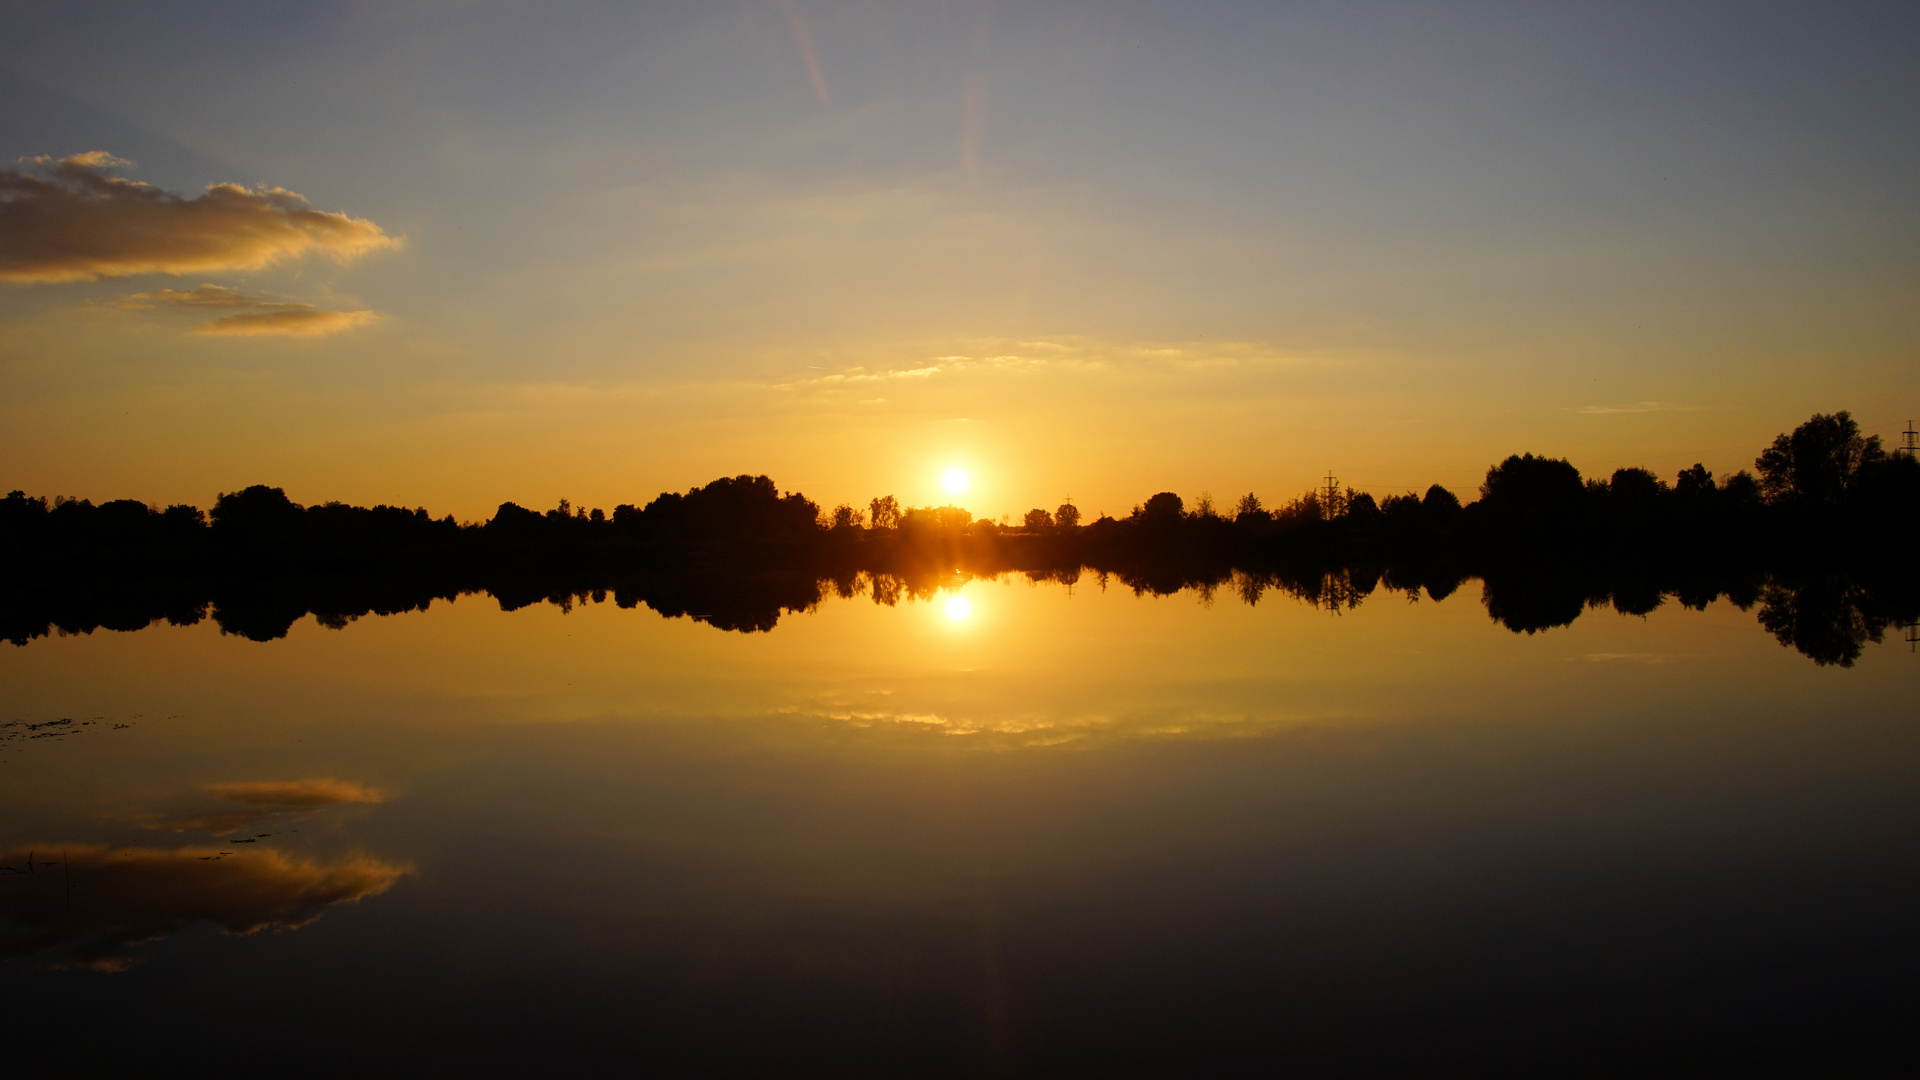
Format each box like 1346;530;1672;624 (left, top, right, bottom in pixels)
132;777;390;833
113;284;277;309
773;0;831;107
202;779;386;807
1575;401;1704;415
0;152;398;283
196;308;377;337
771;338;1337;395
113;283;376;337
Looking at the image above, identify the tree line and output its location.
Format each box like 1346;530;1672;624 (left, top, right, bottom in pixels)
10;410;1910;567
3;411;1915;662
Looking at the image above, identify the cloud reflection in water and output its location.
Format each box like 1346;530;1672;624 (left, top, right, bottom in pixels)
134;778;389;835
0;844;409;971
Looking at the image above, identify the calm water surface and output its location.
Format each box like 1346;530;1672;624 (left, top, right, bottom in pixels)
3;579;1915;1071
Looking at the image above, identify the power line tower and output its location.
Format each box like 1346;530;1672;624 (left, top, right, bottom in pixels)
1322;471;1341;520
1898;420;1918;459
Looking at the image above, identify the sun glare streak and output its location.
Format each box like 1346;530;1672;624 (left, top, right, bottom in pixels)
942;468;970;495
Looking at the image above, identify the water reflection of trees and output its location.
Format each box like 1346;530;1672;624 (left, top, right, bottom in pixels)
1756;575;1905;668
2;551;1911;667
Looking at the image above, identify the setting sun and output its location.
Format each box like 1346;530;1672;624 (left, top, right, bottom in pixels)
941;468;970;496
944;596;972;621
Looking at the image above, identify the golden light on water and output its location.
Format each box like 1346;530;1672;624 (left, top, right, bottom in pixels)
945;596;972;621
941;468;970;496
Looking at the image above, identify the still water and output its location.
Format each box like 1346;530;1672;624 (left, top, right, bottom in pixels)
3;578;1915;1071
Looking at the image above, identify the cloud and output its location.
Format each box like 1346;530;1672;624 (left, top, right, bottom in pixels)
202;779;386;807
1575;401;1703;415
195;308;376;337
773;0;831;107
134;777;389;833
0;843;408;970
114;283;275;309
0;152;398;283
113;283;377;337
771;338;1330;402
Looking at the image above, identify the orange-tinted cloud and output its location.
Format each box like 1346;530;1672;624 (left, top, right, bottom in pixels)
134;777;389;833
202;779;387;807
114;283;279;309
0;152;398;283
0;843;408;970
194;308;376;337
113;283;376;337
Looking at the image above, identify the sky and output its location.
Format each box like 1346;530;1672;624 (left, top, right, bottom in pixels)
1;0;1915;522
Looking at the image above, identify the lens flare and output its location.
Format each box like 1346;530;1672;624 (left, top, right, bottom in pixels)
941;468;970;495
945;596;972;621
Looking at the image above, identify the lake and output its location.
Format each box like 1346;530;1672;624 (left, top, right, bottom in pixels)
3;573;1915;1072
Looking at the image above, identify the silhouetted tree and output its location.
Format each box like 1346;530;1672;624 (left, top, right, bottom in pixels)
1755;410;1884;506
211;485;305;554
635;475;820;551
1603;467;1668;536
1381;492;1421;519
1140;492;1184;521
1674;464;1713;499
902;505;973;531
1273;490;1323;524
1847;451;1920;528
1023;508;1053;530
1422;484;1462;520
1720;470;1762;508
1054;501;1081;528
1668;463;1718;528
868;495;901;530
1609;467;1667;504
1476;454;1585;537
486;501;546;540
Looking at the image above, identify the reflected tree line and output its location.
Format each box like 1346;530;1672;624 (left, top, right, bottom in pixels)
3;411;1915;665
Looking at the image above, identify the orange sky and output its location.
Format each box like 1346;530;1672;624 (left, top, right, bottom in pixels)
2;3;1914;521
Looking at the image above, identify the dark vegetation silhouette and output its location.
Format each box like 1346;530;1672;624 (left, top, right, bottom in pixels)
4;412;1915;664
